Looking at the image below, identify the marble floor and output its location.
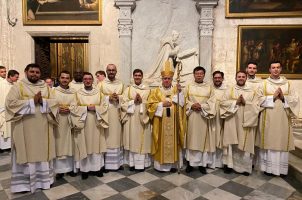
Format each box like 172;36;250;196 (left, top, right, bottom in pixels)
0;151;301;200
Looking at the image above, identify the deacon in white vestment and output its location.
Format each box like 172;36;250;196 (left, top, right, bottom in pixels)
185;66;216;174
212;71;227;169
53;71;79;178
121;69;152;171
98;64;124;171
256;61;300;176
220;71;260;175
6;64;58;193
77;72;108;179
0;70;19;151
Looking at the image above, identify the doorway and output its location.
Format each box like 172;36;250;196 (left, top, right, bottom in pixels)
34;36;89;83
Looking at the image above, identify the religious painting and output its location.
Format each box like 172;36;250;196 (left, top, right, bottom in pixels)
23;0;102;25
226;0;302;18
237;25;302;79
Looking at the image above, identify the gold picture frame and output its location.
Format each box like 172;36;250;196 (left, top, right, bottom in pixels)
237;25;302;79
226;0;302;18
23;0;102;25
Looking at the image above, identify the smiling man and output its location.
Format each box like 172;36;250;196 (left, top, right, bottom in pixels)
53;71;80;179
220;71;260;176
256;61;300;176
121;69;151;172
76;72;108;179
185;66;216;174
98;64;124;171
6;63;58;193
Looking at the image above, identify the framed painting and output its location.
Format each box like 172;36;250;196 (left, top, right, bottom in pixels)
23;0;102;25
226;0;302;18
237;25;302;79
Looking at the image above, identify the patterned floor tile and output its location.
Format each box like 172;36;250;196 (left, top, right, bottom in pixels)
181;179;215;196
242;190;284;200
144;179;176;194
202;188;241;200
43;183;79;199
102;193;129;200
197;174;229;187
4;188;33;200
193;197;208;200
51;177;68;188
149;195;169;200
0;164;11;172
268;177;296;191
258;182;295;199
232;175;266;189
0;190;8;200
0;178;10;190
162;186;199;200
0;170;11;181
70;176;103;191
211;169;241;180
122;185;157;200
162;173;193;186
219;181;254;197
128;172;159;185
82;184;118;200
13;191;49;200
97;172;125;184
58;192;90;200
107;177;140;192
287;191;302;200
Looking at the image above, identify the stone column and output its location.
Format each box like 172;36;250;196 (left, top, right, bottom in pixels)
196;0;218;81
115;0;136;84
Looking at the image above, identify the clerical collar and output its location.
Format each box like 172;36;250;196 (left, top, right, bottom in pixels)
269;76;280;80
248;75;255;79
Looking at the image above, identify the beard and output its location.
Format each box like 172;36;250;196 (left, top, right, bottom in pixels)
27;77;39;84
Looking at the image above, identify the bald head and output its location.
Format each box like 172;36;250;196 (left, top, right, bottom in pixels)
106;64;117;81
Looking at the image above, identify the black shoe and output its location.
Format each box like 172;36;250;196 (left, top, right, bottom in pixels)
136;169;145;172
264;172;274;177
56;173;64;179
81;172;89;180
4;148;11;152
280;174;287;178
242;172;250;176
0;149;4;154
223;165;233;174
186;165;193;173
129;167;135;171
101;166;109;173
67;171;77;177
170;168;177;173
199;166;207;174
95;170;103;177
118;166;124;171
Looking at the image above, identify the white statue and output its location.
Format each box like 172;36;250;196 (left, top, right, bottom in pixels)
144;30;180;85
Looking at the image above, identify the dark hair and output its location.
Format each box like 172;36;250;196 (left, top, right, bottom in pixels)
247;61;258;66
59;70;71;78
83;72;93;79
95;70;106;77
0;66;5;70
24;63;41;72
133;68;143;76
7;70;19;78
212;70;224;78
236;70;247;77
193;66;206;74
269;61;281;68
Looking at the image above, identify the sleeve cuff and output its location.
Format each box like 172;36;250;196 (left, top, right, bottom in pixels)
155;102;163;117
261;96;274;108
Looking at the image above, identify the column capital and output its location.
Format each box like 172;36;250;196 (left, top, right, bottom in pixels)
196;0;218;9
115;0;136;9
115;0;136;37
